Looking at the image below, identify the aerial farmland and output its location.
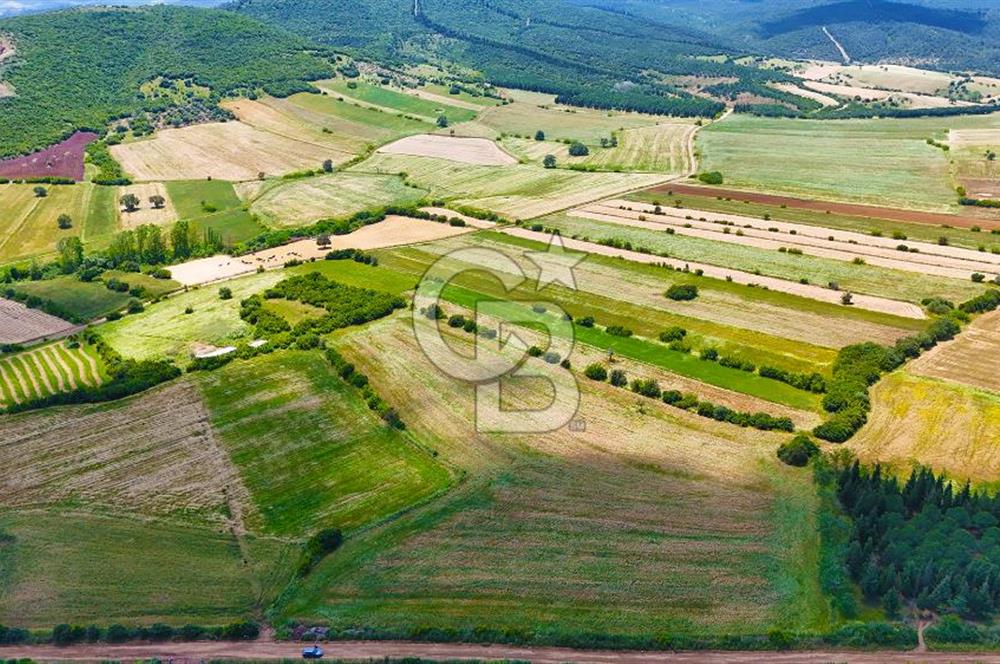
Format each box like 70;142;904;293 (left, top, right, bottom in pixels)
2;1;1000;660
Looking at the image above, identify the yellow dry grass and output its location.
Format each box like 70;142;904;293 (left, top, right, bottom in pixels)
224;98;359;160
110;121;346;182
848;370;1000;484
909;309;1000;393
118;182;177;228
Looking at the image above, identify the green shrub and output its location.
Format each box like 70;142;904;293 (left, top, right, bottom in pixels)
583;363;607;381
777;434;820;467
665;284;698;301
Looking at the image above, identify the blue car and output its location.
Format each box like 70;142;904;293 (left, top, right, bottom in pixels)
302;646;324;659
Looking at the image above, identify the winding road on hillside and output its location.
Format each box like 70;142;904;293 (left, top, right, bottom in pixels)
3;639;1000;663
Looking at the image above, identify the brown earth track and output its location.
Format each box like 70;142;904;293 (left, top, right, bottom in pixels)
2;639;998;663
647;183;1000;231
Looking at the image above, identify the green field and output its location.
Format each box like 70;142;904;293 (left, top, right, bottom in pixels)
322;80;478;123
0;341;103;406
250;173;428;227
539;212;985;303
12;277;134;321
0;182;117;265
276;315;828;638
627;188;1000;253
102;261;412;363
697;114;973;212
424;84;503;107
165;179;262;244
199;351;452;536
0;509;290;626
285;92;431;143
351;153;667;220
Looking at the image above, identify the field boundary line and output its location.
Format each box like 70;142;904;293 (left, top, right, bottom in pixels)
6;356;32;400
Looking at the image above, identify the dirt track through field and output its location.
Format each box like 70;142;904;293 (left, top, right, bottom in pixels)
43;346;68;391
581;201;1000;280
28;352;54;394
648;183;1000;231
500;226;924;318
3;639;1000;663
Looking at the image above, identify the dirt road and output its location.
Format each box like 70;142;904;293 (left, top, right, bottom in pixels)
4;639;1000;663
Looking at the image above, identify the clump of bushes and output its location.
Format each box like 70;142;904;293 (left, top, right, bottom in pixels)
296;528;343;577
583;363;607;381
776;434;819;466
326;348;404;429
665;284;698;301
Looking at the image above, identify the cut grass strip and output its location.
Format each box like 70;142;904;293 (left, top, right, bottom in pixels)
42;346;69;392
28;351;54;395
10;356;39;400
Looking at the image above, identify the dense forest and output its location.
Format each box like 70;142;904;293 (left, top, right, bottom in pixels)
833;462;1000;620
230;0;809;117
0;5;332;156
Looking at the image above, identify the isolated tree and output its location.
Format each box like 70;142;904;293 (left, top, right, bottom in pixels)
534;130;545;141
316;234;332;247
33;186;47;198
322;159;334;173
436;115;449;128
149;195;166;209
568;141;589;157
841;292;854;306
121;193;140;212
56;214;73;230
543;154;557;169
56;236;84;273
219;287;233;300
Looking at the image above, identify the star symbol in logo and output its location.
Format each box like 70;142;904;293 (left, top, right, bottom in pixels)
525;233;585;292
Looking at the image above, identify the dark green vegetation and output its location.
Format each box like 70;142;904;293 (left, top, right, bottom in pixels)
0;5;332;157
585;0;1000;79
231;0;793;116
832;462;1000;620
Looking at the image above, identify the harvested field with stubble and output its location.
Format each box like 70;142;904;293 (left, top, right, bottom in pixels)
118;182;177;228
909;309;1000;394
0;298;77;345
0;380;247;522
848;371;1000;484
578;200;1000;281
351;153;669;220
110;121;346;181
537;212;984;305
377;134;516;166
278;315;829;637
0;341;102;406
